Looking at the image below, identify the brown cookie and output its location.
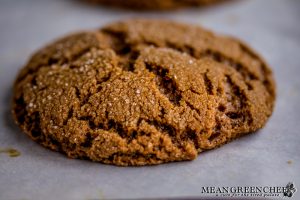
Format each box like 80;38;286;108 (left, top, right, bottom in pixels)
85;0;226;10
12;19;276;166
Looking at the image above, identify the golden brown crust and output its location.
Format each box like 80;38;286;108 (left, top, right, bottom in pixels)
12;19;276;166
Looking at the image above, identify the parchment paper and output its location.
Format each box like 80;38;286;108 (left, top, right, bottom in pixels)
0;0;299;199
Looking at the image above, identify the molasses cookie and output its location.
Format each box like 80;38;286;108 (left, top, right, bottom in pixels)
12;19;276;166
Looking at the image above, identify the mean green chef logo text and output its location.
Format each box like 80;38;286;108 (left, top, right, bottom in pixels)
201;182;296;198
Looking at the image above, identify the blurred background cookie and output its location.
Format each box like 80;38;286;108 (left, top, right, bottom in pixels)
84;0;228;10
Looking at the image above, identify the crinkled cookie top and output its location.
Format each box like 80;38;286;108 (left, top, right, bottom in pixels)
12;19;275;166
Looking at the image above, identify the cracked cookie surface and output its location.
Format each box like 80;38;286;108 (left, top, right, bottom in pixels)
12;19;276;166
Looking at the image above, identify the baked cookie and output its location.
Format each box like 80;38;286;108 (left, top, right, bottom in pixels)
85;0;226;10
12;19;275;166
